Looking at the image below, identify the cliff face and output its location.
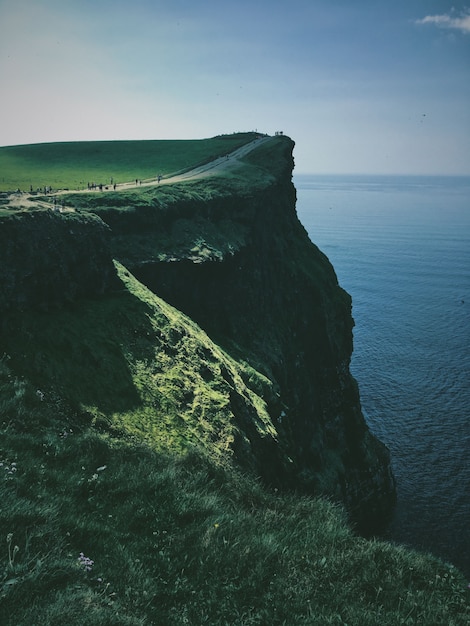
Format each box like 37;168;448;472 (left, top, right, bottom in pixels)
1;137;396;530
108;138;396;529
0;210;117;319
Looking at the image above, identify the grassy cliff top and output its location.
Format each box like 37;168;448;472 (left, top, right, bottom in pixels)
0;133;293;220
0;132;263;192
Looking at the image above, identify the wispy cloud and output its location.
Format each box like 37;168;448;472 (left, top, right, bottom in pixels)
416;9;470;34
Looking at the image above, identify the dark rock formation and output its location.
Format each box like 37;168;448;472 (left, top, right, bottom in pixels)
0;137;396;531
111;138;397;530
0;210;118;320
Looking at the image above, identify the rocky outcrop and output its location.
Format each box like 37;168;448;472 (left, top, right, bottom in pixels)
105;137;397;530
0;210;118;320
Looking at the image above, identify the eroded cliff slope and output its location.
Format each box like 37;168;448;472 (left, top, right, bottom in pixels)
65;135;396;528
148;142;394;529
0;135;395;530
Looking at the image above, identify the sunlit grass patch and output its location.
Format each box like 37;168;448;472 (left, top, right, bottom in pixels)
1;261;278;463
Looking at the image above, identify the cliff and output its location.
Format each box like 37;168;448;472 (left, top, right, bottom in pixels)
0;210;117;318
121;137;396;529
0;136;395;530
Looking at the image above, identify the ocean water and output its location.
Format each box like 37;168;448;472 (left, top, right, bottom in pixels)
294;174;470;577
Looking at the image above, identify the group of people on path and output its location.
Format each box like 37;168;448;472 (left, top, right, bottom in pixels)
87;180;117;191
30;185;53;194
86;173;163;191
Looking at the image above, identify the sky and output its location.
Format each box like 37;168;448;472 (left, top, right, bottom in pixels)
0;0;469;174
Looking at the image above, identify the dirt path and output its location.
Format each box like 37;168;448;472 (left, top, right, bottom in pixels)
82;135;272;192
2;193;53;211
2;135;273;211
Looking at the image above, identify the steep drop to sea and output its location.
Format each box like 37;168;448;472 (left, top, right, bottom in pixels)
0;135;397;531
74;135;397;530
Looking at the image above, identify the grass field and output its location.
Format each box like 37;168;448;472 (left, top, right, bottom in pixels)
0;132;260;192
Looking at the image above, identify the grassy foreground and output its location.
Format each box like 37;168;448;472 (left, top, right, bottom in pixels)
0;132;259;192
1;363;469;625
1;265;469;624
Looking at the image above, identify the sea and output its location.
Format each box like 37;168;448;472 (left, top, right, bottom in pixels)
294;174;470;577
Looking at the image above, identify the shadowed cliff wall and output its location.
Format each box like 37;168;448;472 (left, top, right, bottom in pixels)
115;139;397;530
0;210;117;319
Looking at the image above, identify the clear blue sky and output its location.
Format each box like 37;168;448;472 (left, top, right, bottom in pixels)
1;0;469;174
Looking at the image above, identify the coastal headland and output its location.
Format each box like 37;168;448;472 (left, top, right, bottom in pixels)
0;133;468;625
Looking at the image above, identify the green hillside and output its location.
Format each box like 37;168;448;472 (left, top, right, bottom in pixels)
1;265;469;624
0;132;259;192
1;262;275;458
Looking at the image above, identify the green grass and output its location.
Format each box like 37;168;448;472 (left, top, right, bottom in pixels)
60;173;249;214
1;261;276;460
0;132;260;192
0;357;469;625
0;262;469;624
